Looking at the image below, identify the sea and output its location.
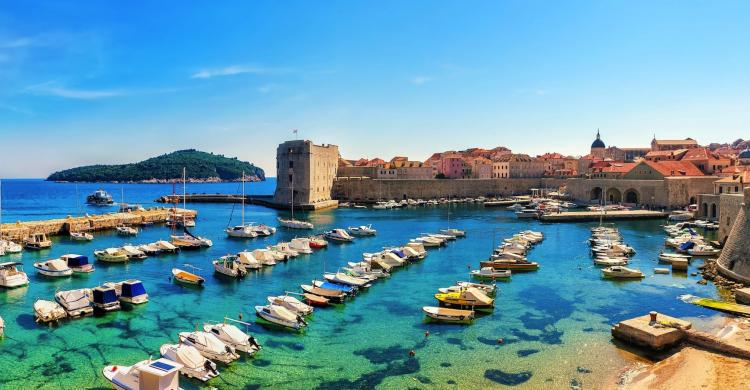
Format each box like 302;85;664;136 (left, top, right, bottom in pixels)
0;179;727;389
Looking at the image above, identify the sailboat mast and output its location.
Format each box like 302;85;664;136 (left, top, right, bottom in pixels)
290;168;294;220
182;167;186;210
241;171;245;225
0;180;3;237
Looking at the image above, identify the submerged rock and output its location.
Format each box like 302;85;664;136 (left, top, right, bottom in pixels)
484;369;532;386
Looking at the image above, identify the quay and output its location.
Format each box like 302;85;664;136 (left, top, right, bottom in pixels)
483;198;531;207
0;208;196;241
539;210;667;222
155;194;338;211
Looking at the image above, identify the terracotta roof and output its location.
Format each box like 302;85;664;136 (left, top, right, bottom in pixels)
643;160;705;177
601;162;637;173
645;149;688;158
681;147;724;162
495;154;535;162
538;152;564;159
653;138;698;145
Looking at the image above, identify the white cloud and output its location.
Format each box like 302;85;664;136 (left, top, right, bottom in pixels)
191;64;290;79
25;81;123;100
410;76;433;85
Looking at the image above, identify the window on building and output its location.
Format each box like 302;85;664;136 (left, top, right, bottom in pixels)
289;174;293;183
289;161;294;169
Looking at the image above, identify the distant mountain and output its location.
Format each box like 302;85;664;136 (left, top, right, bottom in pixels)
47;149;265;182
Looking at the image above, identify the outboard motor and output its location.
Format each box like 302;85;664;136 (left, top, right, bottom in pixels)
204;359;218;375
249;335;261;349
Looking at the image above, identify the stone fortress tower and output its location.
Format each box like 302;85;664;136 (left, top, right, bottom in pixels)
273;140;340;210
717;187;750;284
590;129;606;158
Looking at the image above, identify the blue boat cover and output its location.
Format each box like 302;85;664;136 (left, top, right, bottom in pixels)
688;228;697;236
679;241;695;251
93;287;118;304
66;255;89;267
122;282;146;298
390;250;406;258
318;281;355;293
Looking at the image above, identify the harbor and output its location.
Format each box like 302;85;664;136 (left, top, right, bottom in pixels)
539;209;668;222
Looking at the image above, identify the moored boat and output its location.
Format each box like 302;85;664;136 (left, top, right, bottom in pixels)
255;304;307;330
470;267;511;280
0;261;29;288
324;228;354;242
106;279;149;304
55;288;93;317
172;267;205;286
24;233;52;250
213;255;247;278
479;259;539;272
267;295;314;316
34;299;67;323
69;231;94;241
178;331;240;364
33;258;73;277
160;343;219;382
347;225;377;236
277;217;314;230
307;236;328;248
103;358;183;390
62;254;94;273
300;284;346;302
86;189;114;205
203;320;262;355
91;285;121;312
422;306;474;323
116;225;138;236
602;266;645;279
434;287;494;312
94;248;129;263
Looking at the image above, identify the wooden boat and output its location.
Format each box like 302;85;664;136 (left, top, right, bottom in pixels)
434;287;494;311
172;267;205;286
300;284;346;302
681;294;750;317
308;236;328;249
303;293;329;307
24;233;52;250
602;266;644;279
479;259;539;272
470;267;511;280
422;306;474;323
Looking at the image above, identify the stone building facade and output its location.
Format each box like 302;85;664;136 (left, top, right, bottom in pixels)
273;140;339;209
716;187;750;284
566;176;717;208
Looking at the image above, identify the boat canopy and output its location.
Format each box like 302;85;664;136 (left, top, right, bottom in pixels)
65;255;89;267
174;345;205;369
121;280;146;298
93;286;118;304
57;289;91;310
0;261;22;268
679;241;696;251
390;249;406;258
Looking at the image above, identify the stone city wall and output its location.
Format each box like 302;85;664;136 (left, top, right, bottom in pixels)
566;177;718;209
331;177;566;202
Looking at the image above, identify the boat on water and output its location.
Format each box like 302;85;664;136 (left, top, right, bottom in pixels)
602;266;645;279
267;295;314;316
440;281;497;296
255;304;307;330
154;240;180;253
422;306;475;323
300;284;346;302
440;228;466;238
252;249;278;266
434;287;494;312
658;252;691;263
91;285;121;312
515;208;540;219
470;267;511;280
250;224;276;236
324;272;370;288
103;358;183;390
178;331;240;364
172;267;205;286
278;217;314;230
34;299;67;323
24;233;52;250
0;239;23;254
86;189;114;206
269;242;299;258
507;203;524;211
668;210;694;221
404;242;427;258
289;238;313;254
95;248;129;263
0;316;4;338
236;251;262;269
105;279;149;304
479;259;539;272
55;288;93;317
62;254;95;273
121;245;148;260
33;258;73;277
203;320;262;355
688;245;721;256
171;228;213;249
594;257;628;266
69;231;94;241
308;236;328;249
116;225;138;236
213;255;247;278
0;262;28;288
313;279;357;294
225;224;258;238
324;228;354;242
303;293;330;307
160;343;219;382
137;243;162;256
347;225;377;236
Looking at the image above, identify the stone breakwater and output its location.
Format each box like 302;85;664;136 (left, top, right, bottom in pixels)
0;208;196;241
701;260;747;293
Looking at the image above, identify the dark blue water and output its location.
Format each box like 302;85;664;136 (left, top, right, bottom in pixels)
0;179;725;389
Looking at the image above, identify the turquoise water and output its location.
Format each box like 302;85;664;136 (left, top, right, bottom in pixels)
0;180;725;389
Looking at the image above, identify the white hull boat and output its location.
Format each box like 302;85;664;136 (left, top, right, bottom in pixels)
0;261;28;288
289;238;313;254
255;304;307;330
213;256;247;278
602;266;645;279
69;232;94;241
160;343;218;382
278;217;314;229
103;358;183;390
347;225;377;236
95;248;128;263
34;299;67;323
268;295;314;316
178;331;239;364
225;225;258;238
33;258;73;277
203;321;262;355
55;288;93;317
237;251;263;269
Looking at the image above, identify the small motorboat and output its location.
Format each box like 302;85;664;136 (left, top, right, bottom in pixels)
24;233;52;250
91;285;121;312
94;248;128;263
307;236;328;249
470;267;511;280
269;242;299;258
160;343;219;382
303;293;330;307
154;240;180;253
203;320;262;355
252;249;278;266
277;217;314;230
289;238;313;254
323;272;370;288
479;259;539;272
106;279;149;304
434;287;494;312
55;288;93;317
324;229;354;242
178;331;240;364
0;261;29;288
103;358;183;390
69;231;94;241
255;304;307;330
422;306;474;323
602;266;645;279
213;255;247;278
347;225;377;236
688;245;721;256
300;284;346;303
404;242;427;258
412;236;443;247
137;243;162;256
33;258;73;277
86;189;114;205
658;252;692;263
251;224;277;236
116;225;138;236
0;239;22;254
225;224;259;238
172;267;205;286
267;295;314;316
594;257;628;266
313;279;357;294
34;299;67;323
120;245;147;260
171;229;213;249
440;228;466;238
454;281;497;296
62;254;94;273
237;251;262;269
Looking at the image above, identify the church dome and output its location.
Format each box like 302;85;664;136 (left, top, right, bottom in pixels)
739;148;750;160
591;130;605;149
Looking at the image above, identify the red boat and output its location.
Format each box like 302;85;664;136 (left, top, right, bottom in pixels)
303;293;329;307
308;236;328;249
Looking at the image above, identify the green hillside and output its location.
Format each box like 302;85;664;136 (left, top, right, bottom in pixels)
47;149;265;182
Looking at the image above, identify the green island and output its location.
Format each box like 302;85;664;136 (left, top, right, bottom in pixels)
46;149;265;182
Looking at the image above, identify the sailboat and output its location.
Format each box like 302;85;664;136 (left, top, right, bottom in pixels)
69;184;94;241
171;168;212;249
225;171;258;238
277;166;314;229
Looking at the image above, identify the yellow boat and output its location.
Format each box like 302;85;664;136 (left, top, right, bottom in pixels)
172;267;205;286
434;287;494;311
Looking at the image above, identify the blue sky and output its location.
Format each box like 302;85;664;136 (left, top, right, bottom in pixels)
1;1;749;178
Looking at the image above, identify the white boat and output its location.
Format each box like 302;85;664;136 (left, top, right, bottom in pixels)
105;279;149;304
160;343;218;382
203;320;262;355
116;225;139;236
95;248;129;263
594;257;628;266
347;225;377;236
236;251;262;269
103;358;183;390
33;258;73;277
515;208;539;219
404;242;427;258
251;223;276;236
324;229;354;242
69;231;94;241
269;242;299;257
658;252;692;263
422;306;474;323
137;243;161;256
121;245;148;260
602;266;645;279
213;255;247;278
412;236;443;247
289;238;313;254
171;230;213;248
364;251;406;267
455;281;497;296
178;331;239;364
0;262;28;288
62;254;95;273
688;245;721;256
154;240;180;253
440;228;466;238
278;217;314;229
324;272;370;288
252;249;278;266
24;233;52;250
55;288;93;317
470;267;511;279
0;239;22;254
225;172;259;238
267;295;314;316
255;304;307;330
34;299;67;323
91;285;121;311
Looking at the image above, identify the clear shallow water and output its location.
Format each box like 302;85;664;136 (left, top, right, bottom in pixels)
0;179;725;389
